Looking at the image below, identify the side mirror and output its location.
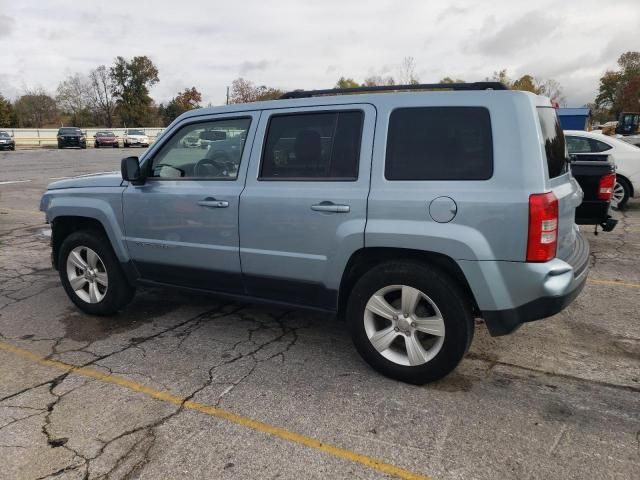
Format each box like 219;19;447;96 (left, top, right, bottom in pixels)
121;156;144;185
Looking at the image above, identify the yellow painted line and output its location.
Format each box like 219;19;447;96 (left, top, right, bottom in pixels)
588;279;640;289
0;341;430;480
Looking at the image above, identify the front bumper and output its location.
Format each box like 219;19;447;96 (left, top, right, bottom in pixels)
459;230;590;336
0;142;14;149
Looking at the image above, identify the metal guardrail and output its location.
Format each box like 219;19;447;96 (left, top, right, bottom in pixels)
1;128;164;147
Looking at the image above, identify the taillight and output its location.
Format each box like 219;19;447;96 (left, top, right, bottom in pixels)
597;173;616;201
527;192;558;262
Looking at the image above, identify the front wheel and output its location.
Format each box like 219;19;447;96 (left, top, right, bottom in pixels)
347;261;474;384
59;231;135;315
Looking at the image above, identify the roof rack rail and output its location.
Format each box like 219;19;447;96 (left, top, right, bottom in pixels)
279;81;509;99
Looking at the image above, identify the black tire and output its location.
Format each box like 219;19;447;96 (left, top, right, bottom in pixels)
346;261;474;384
124;142;129;148
81;144;87;149
58;230;135;316
58;144;63;149
113;143;118;148
615;176;632;210
95;143;99;148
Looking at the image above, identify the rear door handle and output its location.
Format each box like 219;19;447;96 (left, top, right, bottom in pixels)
198;197;229;208
311;202;350;213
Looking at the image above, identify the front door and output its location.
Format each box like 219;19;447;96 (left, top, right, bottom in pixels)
239;105;375;309
123;113;258;292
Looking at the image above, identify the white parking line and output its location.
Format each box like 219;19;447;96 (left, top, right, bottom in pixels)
0;180;31;185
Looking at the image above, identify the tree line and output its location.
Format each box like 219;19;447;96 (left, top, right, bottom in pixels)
1;52;638;129
0;56;204;129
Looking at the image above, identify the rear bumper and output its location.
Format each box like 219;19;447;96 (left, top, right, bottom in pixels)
459;230;590;336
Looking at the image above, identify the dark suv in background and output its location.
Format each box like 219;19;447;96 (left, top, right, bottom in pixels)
57;127;87;149
0;130;15;150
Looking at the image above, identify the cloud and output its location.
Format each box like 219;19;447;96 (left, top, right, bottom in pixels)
238;60;272;75
474;11;558;57
436;5;470;23
0;14;14;37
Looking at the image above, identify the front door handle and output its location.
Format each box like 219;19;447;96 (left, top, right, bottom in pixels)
198;197;229;208
311;202;350;213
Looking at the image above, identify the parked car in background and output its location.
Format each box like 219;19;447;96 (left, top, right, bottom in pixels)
40;83;590;384
57;127;86;149
0;130;15;150
566;130;640;209
123;129;149;148
94;131;119;148
615;112;639;136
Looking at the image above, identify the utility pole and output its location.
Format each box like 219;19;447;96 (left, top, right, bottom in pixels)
226;86;230;105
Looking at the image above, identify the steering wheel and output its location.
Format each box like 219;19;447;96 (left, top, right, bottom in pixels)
194;154;230;178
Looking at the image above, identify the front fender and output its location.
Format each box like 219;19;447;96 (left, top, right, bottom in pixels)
42;188;129;262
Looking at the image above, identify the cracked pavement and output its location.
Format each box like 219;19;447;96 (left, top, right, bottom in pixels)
0;149;639;479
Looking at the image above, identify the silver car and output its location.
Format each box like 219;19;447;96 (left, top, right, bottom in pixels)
40;82;589;383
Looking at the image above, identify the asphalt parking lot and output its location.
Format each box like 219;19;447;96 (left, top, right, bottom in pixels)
0;148;639;480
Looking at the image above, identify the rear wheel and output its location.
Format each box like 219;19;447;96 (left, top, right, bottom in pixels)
613;176;631;209
347;261;474;384
59;231;135;316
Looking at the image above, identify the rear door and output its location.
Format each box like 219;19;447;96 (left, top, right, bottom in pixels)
239;104;375;309
537;107;583;259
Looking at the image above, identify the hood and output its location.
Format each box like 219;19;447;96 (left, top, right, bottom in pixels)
47;172;123;190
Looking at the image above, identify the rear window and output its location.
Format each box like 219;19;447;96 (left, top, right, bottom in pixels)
385;107;493;181
537;108;569;178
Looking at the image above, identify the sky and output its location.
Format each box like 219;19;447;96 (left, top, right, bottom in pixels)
0;0;639;107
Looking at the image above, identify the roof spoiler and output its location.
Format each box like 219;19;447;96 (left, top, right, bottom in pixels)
279;82;509;99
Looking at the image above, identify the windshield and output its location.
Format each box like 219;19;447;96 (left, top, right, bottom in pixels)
96;132;115;137
127;129;145;135
59;128;82;135
537;107;569;178
0;131;10;138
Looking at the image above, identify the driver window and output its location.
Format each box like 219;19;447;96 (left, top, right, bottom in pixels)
149;117;251;180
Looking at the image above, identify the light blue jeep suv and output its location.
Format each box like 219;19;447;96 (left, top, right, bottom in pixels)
40;82;590;383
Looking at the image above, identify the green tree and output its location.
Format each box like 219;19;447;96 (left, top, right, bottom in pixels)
160;87;202;125
110;56;159;126
335;77;361;89
0;94;15;127
14;89;59;128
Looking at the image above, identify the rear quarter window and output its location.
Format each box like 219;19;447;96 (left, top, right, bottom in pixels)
537;107;569;178
385;107;493;181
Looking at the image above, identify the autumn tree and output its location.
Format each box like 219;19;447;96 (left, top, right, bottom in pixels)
439;77;465;84
621;77;640;112
595;51;640;117
89;65;118;127
334;77;361;89
363;75;395;86
110;56;159;126
159;87;202;125
228;78;282;104
14;89;59;127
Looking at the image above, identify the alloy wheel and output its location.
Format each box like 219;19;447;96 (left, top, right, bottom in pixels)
363;285;445;366
65;246;108;303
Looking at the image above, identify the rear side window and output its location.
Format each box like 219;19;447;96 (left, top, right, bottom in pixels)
385;107;493;181
590;139;612;153
537;108;569;178
260;111;363;180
